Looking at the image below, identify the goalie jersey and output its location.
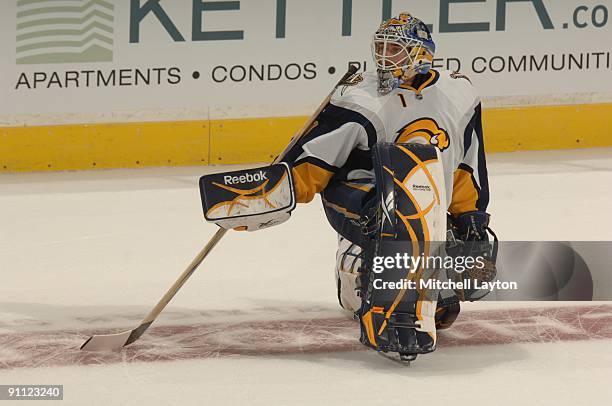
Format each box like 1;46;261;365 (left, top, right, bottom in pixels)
281;69;489;217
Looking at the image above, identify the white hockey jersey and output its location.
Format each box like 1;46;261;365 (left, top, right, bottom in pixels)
281;69;489;217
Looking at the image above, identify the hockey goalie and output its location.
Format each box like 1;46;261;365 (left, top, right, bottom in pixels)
200;12;497;362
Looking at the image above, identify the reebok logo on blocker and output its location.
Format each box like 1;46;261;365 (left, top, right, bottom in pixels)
223;170;268;185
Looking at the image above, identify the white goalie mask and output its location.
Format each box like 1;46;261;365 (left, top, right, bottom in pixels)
371;13;436;95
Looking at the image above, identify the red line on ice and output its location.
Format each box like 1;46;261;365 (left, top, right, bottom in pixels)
1;305;611;370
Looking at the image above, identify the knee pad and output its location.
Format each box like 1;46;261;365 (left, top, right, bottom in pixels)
358;142;447;357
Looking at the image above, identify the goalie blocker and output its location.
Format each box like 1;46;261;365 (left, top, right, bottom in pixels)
199;163;296;231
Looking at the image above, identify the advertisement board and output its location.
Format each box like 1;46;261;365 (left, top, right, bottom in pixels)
1;0;611;170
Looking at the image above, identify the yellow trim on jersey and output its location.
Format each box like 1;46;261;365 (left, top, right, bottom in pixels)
291;162;335;203
449;168;479;215
2;103;612;173
399;69;439;95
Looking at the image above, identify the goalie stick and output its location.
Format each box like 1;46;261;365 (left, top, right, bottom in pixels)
80;227;227;351
80;64;360;351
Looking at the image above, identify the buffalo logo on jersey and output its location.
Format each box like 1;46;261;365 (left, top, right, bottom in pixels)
395;118;450;152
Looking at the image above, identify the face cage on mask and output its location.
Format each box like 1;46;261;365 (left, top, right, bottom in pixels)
371;34;428;76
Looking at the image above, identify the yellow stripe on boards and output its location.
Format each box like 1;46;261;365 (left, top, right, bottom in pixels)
1;103;611;172
1;120;210;172
209;116;304;164
482;103;612;151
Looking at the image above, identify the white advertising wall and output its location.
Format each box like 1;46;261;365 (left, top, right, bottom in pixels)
1;0;611;126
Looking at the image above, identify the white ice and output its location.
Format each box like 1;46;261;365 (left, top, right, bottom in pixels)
1;148;612;405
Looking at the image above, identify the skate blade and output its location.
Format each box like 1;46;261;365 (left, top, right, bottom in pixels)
377;351;416;366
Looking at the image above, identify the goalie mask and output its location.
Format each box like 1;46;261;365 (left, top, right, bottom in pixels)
372;13;436;95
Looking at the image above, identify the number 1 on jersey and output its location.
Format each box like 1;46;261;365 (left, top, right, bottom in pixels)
397;93;407;108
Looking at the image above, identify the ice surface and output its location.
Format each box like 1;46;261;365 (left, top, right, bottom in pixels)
1;148;611;405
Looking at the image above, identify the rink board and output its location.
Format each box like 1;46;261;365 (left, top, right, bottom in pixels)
2;1;611;172
2;102;612;172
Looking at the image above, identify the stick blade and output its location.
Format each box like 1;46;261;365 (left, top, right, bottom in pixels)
80;330;132;351
80;321;152;351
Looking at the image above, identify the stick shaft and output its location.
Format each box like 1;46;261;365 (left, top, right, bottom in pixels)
275;65;358;163
141;227;228;325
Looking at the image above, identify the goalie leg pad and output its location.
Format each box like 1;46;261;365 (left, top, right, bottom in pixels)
335;235;364;313
358;142;447;356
